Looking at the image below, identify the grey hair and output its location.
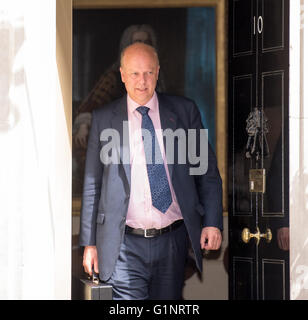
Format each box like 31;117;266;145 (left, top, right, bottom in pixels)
118;24;158;54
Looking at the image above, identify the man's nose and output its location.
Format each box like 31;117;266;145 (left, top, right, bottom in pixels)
139;73;147;84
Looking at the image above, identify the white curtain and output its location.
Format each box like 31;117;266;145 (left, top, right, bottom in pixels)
289;0;308;300
0;0;71;299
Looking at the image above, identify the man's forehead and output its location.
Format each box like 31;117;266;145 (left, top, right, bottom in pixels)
121;43;159;67
124;66;158;73
122;57;159;70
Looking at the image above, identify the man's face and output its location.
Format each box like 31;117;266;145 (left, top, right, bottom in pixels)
120;44;160;105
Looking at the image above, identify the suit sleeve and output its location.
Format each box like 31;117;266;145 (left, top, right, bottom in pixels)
79;110;103;246
189;101;223;231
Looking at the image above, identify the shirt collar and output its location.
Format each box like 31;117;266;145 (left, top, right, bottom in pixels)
127;91;158;114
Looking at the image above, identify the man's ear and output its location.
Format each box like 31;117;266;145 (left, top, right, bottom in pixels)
119;67;125;83
157;65;160;80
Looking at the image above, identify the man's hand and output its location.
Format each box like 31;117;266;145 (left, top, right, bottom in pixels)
200;227;222;250
83;245;99;276
277;227;289;251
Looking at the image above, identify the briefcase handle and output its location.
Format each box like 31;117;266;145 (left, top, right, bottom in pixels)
87;267;99;284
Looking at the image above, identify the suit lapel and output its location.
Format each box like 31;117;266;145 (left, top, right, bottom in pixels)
158;94;178;181
111;96;131;189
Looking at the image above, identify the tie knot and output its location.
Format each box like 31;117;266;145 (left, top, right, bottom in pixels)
137;106;149;116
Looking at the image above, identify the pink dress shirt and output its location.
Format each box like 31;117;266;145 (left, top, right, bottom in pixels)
125;92;183;229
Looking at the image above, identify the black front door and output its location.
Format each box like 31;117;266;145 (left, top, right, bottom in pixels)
228;0;290;300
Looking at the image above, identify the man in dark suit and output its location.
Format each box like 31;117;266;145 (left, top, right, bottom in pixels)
80;42;223;300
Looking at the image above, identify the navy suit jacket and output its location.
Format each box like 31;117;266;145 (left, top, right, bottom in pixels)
79;92;223;281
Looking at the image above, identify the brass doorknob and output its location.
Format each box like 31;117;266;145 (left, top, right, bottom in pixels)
242;227;272;245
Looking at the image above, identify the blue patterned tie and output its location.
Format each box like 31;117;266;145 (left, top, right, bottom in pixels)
137;106;172;213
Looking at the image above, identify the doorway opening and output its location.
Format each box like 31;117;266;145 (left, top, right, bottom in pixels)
71;0;227;300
